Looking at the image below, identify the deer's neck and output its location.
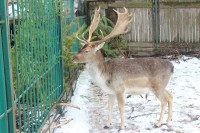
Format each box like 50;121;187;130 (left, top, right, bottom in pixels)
87;50;107;73
86;51;109;81
86;51;115;94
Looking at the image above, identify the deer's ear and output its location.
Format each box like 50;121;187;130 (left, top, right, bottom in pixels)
95;42;105;51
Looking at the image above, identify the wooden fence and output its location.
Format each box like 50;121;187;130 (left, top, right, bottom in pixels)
123;8;153;43
87;0;200;56
159;8;200;43
124;8;200;43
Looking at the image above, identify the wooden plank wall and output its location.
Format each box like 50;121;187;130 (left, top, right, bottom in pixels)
88;1;200;44
119;8;153;43
87;0;200;56
116;7;200;44
159;8;200;43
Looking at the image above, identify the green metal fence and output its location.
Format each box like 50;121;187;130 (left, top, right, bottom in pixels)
0;0;85;132
0;0;16;133
0;0;71;132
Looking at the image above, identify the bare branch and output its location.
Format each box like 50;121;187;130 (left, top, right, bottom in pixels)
51;119;73;129
57;103;81;110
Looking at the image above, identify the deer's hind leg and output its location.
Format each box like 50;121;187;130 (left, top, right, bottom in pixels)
165;90;173;123
151;80;168;127
153;90;168;127
152;86;173;127
151;73;173;127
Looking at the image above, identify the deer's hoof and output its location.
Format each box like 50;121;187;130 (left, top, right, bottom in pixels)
118;126;125;131
154;124;161;128
104;125;110;129
118;128;125;132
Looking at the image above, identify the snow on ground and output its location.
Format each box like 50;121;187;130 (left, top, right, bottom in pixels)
54;70;91;133
54;56;200;133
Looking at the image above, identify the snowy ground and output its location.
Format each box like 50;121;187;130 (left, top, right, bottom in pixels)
54;56;200;133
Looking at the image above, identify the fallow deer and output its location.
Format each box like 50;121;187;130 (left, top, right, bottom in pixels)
73;7;173;130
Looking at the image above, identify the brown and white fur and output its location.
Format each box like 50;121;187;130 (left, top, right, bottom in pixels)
73;8;173;130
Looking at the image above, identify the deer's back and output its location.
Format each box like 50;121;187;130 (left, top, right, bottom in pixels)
106;57;174;81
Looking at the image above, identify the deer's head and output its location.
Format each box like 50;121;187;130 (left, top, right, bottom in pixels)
73;7;132;64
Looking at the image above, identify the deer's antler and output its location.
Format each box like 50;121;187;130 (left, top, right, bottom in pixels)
76;7;101;44
76;7;132;45
91;7;132;45
76;34;87;44
87;7;101;42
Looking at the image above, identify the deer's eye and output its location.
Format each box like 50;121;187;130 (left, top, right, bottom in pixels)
84;51;89;53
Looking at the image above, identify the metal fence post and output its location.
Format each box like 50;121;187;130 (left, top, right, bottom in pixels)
0;29;9;133
70;0;79;52
0;0;16;133
59;0;64;97
154;0;159;48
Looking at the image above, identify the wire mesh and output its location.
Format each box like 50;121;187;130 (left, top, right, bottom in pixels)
8;0;63;132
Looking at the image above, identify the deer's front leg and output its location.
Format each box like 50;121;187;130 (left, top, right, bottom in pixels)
116;93;125;130
104;95;115;129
